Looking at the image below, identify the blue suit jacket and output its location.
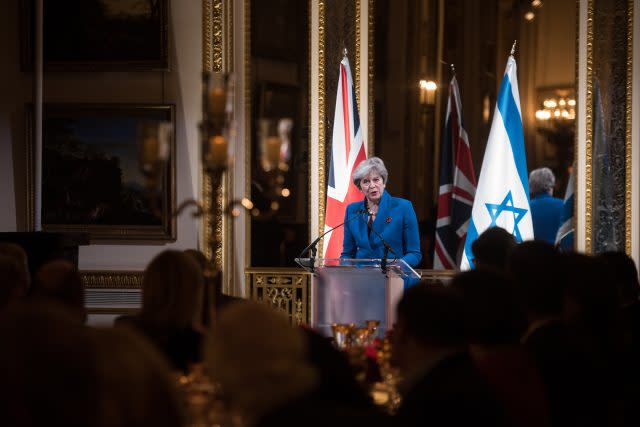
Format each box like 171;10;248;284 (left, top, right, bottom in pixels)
340;191;422;267
530;192;564;244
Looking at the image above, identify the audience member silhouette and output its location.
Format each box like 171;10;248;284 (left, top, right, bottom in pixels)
30;259;86;322
508;241;601;427
90;326;184;427
451;269;550;427
471;226;516;272
597;251;640;354
0;302;183;427
0;243;30;310
562;253;636;427
391;282;507;427
206;301;388;427
0;303;100;426
301;326;377;410
116;249;205;372
184;248;243;325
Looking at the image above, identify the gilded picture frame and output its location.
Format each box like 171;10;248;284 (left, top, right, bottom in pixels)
26;103;176;243
20;0;169;71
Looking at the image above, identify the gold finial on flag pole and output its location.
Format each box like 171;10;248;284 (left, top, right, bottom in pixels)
450;63;455;76
510;40;517;56
343;47;348;57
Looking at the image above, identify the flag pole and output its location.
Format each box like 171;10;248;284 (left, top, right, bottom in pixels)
510;40;517;56
450;63;455;77
343;47;348;57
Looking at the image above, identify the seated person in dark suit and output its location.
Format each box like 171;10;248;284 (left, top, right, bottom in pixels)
471;226;517;273
508;242;603;427
452;269;551;427
116;250;204;372
391;282;507;427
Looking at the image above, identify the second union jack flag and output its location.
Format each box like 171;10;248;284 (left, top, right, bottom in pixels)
433;76;477;269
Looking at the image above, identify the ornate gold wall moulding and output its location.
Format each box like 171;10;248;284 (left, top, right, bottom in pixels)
584;0;593;253
245;268;310;325
87;307;140;315
202;0;230;283
317;0;327;256
625;0;633;255
81;270;143;289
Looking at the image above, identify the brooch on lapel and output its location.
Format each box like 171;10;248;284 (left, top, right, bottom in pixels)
386;217;392;223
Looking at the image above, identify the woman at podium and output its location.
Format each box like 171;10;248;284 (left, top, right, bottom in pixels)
340;157;422;269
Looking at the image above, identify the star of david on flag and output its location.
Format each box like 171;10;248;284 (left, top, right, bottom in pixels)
485;191;528;241
460;52;534;270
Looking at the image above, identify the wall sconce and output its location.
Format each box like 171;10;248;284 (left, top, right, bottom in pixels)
419;79;437;106
202;72;233;171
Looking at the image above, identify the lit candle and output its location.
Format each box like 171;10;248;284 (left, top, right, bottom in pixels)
265;136;281;169
425;80;437;105
140;136;159;174
419;80;428;105
207;135;227;169
208;87;225;116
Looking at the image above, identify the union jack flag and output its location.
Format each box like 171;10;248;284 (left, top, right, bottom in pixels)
433;76;477;269
322;56;367;259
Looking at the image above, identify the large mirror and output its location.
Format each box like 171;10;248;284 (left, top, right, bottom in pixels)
248;0;310;267
374;0;577;268
239;0;638;271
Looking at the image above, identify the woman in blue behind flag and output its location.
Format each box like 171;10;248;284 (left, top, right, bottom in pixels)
340;157;422;272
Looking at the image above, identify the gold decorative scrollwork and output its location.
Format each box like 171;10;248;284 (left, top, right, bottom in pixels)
355;0;361;106
585;0;593;253
212;0;224;72
245;269;310;325
317;0;327;254
81;270;143;289
625;0;633;255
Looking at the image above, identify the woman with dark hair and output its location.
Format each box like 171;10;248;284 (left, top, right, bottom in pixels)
116;249;204;372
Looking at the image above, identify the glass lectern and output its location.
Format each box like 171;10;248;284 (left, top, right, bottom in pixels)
295;258;421;337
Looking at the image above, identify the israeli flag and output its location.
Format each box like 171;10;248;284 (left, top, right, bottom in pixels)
460;55;534;270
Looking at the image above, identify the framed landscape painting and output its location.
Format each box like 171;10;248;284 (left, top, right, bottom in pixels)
21;0;169;71
27;104;176;243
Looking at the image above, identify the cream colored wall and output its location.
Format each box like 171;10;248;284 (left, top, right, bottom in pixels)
0;1;203;270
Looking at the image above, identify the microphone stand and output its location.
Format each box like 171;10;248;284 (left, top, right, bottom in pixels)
298;209;366;273
365;216;398;275
381;244;390;274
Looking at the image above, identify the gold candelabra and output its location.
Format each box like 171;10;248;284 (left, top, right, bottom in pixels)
137;70;293;310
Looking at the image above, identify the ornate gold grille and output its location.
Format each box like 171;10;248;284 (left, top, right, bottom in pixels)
245;268;311;325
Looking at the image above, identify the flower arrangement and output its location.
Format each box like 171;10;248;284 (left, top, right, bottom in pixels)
330;320;401;412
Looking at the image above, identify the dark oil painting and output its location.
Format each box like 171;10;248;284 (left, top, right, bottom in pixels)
33;104;175;242
21;0;168;70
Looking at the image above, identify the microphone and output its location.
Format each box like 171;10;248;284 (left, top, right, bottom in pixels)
361;212;398;273
298;208;367;272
